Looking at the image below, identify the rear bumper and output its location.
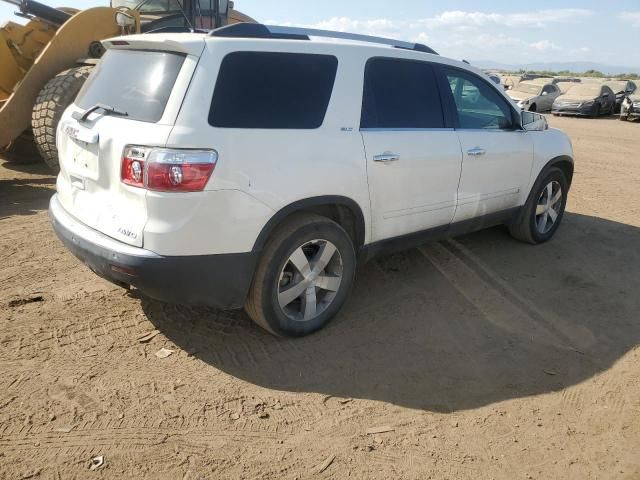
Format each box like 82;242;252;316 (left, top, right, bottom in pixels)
49;194;257;309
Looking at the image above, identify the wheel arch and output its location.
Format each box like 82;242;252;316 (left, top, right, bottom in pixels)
543;155;574;187
252;196;366;252
515;155;574;227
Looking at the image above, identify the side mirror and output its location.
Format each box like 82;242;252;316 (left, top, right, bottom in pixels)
541;91;548;96
521;111;548;131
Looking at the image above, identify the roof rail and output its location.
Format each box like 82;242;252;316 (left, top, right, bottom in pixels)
210;23;439;55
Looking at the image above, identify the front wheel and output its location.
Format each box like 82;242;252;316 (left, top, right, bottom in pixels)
245;213;356;337
509;167;568;244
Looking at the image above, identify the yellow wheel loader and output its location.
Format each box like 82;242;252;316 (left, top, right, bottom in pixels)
0;0;253;171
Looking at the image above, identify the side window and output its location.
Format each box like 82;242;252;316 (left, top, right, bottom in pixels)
209;52;338;129
542;85;556;94
443;68;514;130
361;58;444;129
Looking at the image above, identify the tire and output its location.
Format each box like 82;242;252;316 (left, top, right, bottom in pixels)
32;66;93;172
245;213;356;337
508;167;568;245
1;132;41;164
529;103;537;112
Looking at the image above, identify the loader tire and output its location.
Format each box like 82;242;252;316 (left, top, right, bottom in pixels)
1;133;41;165
32;66;93;172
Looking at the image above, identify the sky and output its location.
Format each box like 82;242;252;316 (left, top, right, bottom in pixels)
2;0;639;71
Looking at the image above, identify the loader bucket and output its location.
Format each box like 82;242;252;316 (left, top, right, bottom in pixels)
0;7;128;149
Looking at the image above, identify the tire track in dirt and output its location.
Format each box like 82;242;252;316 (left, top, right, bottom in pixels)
419;239;596;353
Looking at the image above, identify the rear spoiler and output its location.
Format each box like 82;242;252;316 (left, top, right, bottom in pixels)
102;35;206;57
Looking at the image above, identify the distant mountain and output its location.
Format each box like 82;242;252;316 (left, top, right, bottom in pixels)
473;60;640;75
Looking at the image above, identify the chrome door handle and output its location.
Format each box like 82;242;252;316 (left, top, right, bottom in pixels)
373;152;400;163
467;147;486;157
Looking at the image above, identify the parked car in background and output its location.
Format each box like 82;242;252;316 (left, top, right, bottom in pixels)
521;74;553;82
604;80;637;113
579;77;607;83
620;92;640;121
507;79;562;112
49;25;574;336
552;83;616;117
487;73;502;86
556;81;579;93
554;77;581;84
502;74;523;90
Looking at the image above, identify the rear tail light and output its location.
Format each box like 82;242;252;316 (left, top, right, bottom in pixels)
121;146;217;192
121;146;147;188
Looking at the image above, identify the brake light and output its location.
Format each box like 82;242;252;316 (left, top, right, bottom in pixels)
121;146;217;192
121;146;146;188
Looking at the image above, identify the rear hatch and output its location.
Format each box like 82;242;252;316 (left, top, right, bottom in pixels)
56;35;205;247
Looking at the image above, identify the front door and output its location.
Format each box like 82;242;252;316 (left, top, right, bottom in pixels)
360;57;463;242
440;67;534;223
540;84;561;111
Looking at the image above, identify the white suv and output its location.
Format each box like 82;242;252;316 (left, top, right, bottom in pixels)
49;24;574;336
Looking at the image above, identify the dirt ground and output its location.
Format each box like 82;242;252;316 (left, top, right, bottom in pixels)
1;116;639;480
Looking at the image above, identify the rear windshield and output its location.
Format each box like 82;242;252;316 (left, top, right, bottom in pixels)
75;49;185;123
209;52;338;129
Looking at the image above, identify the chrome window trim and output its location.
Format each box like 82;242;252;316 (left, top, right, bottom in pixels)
360;128;524;133
453;128;527;133
360;127;455;132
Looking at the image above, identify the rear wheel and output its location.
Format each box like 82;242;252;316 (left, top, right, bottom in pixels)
509;167;568;245
32;66;94;172
245;213;356;337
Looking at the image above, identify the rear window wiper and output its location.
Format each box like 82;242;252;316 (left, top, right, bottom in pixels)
73;103;129;123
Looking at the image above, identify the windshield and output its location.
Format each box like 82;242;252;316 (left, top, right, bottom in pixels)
75;49;185;123
111;0;218;13
512;83;541;95
566;84;601;96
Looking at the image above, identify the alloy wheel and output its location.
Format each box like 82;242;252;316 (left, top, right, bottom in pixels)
535;181;563;234
277;239;343;322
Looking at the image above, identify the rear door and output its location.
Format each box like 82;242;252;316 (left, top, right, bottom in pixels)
56;40;202;247
439;66;533;223
360;57;462;242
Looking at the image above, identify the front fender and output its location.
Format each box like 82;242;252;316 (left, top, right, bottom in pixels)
527;127;574;192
